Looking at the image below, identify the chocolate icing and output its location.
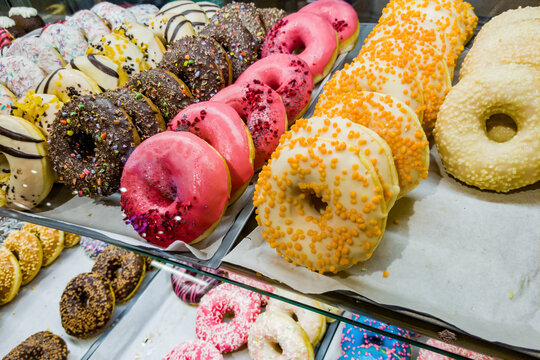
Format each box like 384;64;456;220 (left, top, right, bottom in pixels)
0;144;43;159
213;3;266;45
258;8;286;31
3;331;68;360
0;125;43;143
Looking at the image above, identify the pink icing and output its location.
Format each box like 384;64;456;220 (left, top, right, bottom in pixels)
120;131;230;247
237;54;314;123
227;272;274;305
211;82;287;169
169;102;254;201
196;283;261;353
162;340;223;360
299;0;358;44
261;12;337;80
418;339;498;360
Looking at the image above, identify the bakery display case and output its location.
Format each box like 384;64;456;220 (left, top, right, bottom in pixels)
0;0;539;359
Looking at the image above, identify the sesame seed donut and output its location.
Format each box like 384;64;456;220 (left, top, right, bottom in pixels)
3;331;68;360
92;245;146;302
5;36;66;75
67;54;123;91
3;230;42;285
169;102;254;203
237;54;314;123
315;91;429;197
254;134;388;274
211;81;287;170
41;23;88;63
298;0;360;52
22;223;64;267
0;115;55;210
196;283;261;353
0;56;45;97
120;131;230;247
435;64;540;192
59;272;115;338
163;340;223;360
11;91;63;136
0;246;22;305
114;23;165;68
65;10;110;42
35;68;102;102
248;311;314;360
262;12;338;84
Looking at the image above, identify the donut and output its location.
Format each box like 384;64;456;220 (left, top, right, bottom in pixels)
299;0;360;52
49;94;140;197
198;1;220;20
91;2;137;29
11;91;63;136
67;54;123;91
63;232;81;248
258;8;285;32
3;331;68;360
211;81;287;170
199;19;258;80
21;223;64;266
0;27;13;52
41;23;88;63
92;245;146;302
120;131;230;247
9;7;44;33
237;54;314;123
158;1;209;32
88;32;149;80
227;272;274;305
59;272;115;338
65;10;110;42
102;88;166;141
254;133;389;274
262;12;338;84
319;303;344;322
170;266;224;305
339;314;412;360
248;311;314;360
196;283;261;353
435;64;540;192
114;23;165;68
0;17;25;38
0;115;55;210
315;91;429;197
146;14;195;45
80;237;108;259
5;36;66;74
159;36;225;101
0;84;16;115
3;230;42;285
35;68;102;102
473;6;540;45
267;294;326;345
128;4;159;25
0;56;45;97
418;339;497;360
0;247;21;305
212;3;266;45
198;37;232;86
126;68;193;123
163;340;223;360
169;101;254;203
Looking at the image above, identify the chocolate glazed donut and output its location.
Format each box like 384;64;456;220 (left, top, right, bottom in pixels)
49;95;140;198
3;331;68;360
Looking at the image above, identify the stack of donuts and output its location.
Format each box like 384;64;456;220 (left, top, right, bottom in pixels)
254;0;477;274
435;6;540;192
0;223;80;306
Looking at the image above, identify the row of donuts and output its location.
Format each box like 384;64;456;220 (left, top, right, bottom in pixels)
0;223;80;306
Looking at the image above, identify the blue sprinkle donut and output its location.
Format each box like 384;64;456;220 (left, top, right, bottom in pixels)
339;314;412;360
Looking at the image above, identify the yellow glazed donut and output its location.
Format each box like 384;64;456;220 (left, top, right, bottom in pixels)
315;91;429;196
0;247;22;305
0;115;55;210
63;232;81;248
248;311;314;360
35;68;102;102
3;230;42;285
22;223;64;266
254;134;388;274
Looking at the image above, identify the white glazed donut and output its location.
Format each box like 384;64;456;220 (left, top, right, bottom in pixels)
0;114;55;209
114;22;165;68
35;68;102;102
158;0;209;32
5;36;66;74
65;10;111;42
0;56;45;97
11;91;63;136
0;84;16;115
67;54;123;91
198;1;220;20
91;1;137;29
41;23;88;62
128;4;159;25
248;311;314;360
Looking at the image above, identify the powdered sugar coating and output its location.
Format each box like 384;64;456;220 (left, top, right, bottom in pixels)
418;339;497;360
163;340;223;360
196;283;261;353
41;23;88;62
0;56;45;97
66;10;111;41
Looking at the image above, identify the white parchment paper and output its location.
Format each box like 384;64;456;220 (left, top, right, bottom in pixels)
224;146;540;350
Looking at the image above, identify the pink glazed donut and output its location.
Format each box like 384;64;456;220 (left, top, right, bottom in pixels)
196;283;262;353
237;54;314;123
120;131;230;248
163;340;223;360
169;102;255;203
262;12;338;84
211;82;287;170
418;339;497;360
299;0;360;52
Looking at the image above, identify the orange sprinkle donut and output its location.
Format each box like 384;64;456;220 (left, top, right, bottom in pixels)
435;64;540;192
254;134;388;274
315;91;429;196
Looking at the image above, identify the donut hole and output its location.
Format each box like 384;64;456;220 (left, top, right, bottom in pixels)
222;311;235;323
68;131;96;159
485;113;517;142
305;190;328;214
79;291;91;308
270;341;284;355
365;335;383;347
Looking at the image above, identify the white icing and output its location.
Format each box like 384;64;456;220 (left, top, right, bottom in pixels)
9;7;38;18
0;17;16;28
